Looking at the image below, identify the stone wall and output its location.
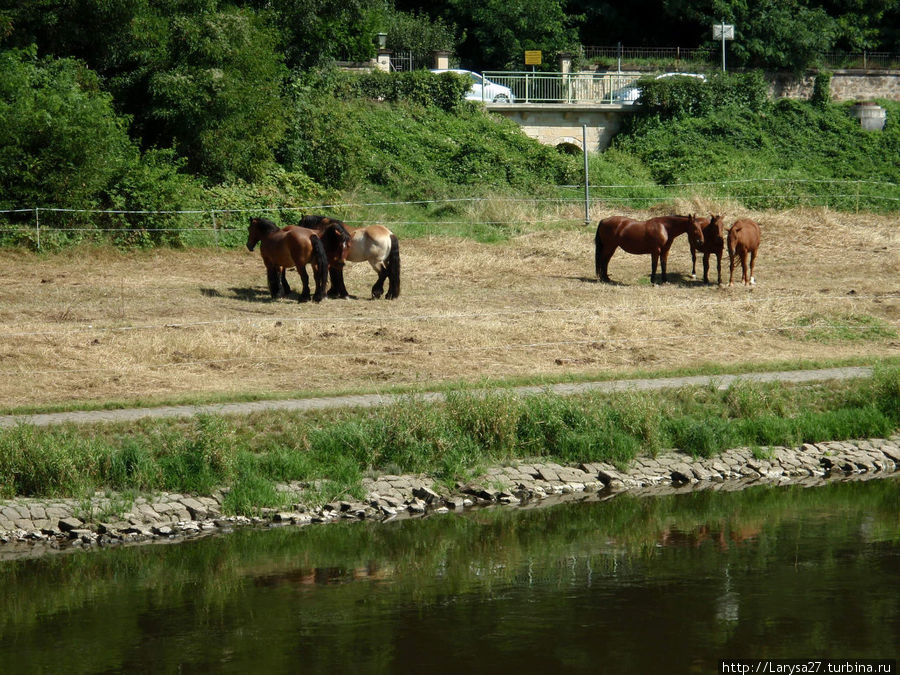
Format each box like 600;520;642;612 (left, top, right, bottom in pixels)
1;435;898;559
769;70;900;101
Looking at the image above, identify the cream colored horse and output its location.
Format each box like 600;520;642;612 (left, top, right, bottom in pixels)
300;215;400;299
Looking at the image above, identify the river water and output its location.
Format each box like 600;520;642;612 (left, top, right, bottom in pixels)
1;478;898;674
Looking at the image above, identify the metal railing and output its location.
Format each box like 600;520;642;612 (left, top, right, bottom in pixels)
583;45;900;71
482;71;642;104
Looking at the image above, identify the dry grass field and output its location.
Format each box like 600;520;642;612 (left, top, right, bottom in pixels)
0;203;897;411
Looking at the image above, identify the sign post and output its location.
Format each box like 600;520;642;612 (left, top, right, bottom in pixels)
524;51;541;102
712;21;735;72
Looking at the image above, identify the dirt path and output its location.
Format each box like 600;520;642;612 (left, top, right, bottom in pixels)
0;366;874;428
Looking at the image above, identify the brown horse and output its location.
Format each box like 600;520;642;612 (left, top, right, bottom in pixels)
727;218;761;287
595;214;704;284
300;215;400;300
246;217;328;302
689;214;725;285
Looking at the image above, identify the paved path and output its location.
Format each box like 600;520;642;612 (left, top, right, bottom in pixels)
0;366;874;428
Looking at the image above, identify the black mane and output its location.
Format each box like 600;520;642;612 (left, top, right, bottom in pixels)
300;214;352;240
251;216;280;235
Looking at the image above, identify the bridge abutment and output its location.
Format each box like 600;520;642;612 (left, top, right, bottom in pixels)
486;103;638;152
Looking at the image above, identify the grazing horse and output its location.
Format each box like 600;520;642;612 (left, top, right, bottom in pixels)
689;214;726;285
595;214;704;285
727;218;761;287
246;217;328;302
299;215;400;300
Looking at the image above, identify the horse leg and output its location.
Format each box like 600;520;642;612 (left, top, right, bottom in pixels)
728;250;736;287
748;249;758;285
280;268;291;297
297;265;311;303
741;250;750;286
598;245;616;282
650;253;659;285
690;245;698;280
328;265;349;299
715;253;722;286
371;265;388;299
660;250;670;284
266;264;282;299
702;253;711;284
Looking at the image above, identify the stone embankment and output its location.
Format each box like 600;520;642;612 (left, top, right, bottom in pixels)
2;436;898;559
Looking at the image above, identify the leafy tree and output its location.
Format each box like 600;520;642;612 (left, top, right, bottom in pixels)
108;6;289;183
248;0;386;71
662;0;838;70
814;0;895;51
0;48;134;208
384;8;457;66
439;0;581;70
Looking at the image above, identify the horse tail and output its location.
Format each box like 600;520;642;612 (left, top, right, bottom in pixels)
386;233;400;299
310;234;328;295
594;222;603;278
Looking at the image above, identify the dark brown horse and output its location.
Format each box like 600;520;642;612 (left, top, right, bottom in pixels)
727;218;761;287
595;214;704;284
246;217;328;302
689;214;725;285
299;215;400;300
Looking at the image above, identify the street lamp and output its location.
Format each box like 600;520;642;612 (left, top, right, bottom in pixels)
376;32;388;50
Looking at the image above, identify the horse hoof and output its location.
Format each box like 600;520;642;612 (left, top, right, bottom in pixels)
298;295;310;303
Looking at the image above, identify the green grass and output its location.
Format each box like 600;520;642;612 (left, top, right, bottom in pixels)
1;367;897;515
793;314;899;343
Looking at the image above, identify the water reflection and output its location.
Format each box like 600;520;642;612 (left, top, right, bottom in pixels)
1;478;897;674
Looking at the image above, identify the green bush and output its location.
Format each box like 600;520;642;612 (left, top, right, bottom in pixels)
0;49;134;210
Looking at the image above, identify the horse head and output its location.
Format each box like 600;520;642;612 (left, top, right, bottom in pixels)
688;214;705;247
710;214;725;244
322;221;352;263
246;217;261;251
247;216;278;251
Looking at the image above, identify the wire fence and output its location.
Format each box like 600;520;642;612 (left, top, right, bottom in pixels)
1;178;898;250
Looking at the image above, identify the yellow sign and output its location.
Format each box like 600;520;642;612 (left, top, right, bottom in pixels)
524;50;542;66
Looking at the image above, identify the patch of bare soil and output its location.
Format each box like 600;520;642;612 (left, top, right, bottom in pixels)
0;207;897;409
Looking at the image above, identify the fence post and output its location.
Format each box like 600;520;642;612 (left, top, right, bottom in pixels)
34;208;40;251
583;125;590;226
211;211;218;247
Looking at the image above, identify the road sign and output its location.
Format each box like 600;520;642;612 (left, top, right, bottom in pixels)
713;24;735;40
525;50;542;66
713;22;735;72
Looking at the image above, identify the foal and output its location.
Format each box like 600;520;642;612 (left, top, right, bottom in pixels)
727;218;761;287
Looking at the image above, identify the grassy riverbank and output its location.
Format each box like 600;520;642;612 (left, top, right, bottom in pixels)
1;368;897;515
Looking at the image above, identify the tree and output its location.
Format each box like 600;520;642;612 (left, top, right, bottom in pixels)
662;0;837;70
384;9;457;66
249;0;387;71
108;6;289;182
440;0;581;70
0;48;134;208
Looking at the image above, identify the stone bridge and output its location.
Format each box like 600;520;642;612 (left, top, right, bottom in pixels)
486;102;637;152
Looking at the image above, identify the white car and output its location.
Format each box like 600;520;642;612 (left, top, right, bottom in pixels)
613;72;706;104
430;69;515;103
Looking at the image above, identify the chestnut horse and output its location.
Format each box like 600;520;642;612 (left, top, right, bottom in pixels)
689;214;725;285
246;217;328;302
595;214;704;284
299;215;400;300
727;218;761;287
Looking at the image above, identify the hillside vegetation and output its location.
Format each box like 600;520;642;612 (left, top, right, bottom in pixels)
1;59;899;248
